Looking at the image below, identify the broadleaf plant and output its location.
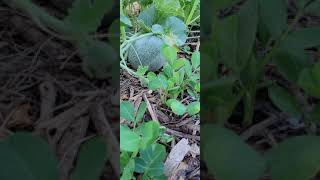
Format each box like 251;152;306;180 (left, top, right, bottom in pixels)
0;133;108;180
120;100;171;179
202;0;320;179
3;0;117;79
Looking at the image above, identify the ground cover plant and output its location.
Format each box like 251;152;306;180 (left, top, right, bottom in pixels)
202;0;320;179
120;0;200;179
0;0;119;179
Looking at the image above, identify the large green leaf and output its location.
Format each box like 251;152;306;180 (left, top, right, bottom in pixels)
140;121;160;148
259;0;287;38
214;14;238;70
268;136;320;180
120;125;141;152
162;16;188;46
120;101;136;122
268;85;303;117
0;133;59;180
281;27;320;49
273;47;310;83
237;0;258;69
64;0;112;33
202;125;265;180
71;137;108;180
154;0;184;18
298;63;320;98
135;144;166;177
121;159;135;180
293;0;320;16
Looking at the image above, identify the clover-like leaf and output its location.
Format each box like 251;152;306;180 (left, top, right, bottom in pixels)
187;101;200;115
135;144;166;177
268;136;320;180
268;85;303;117
202;124;266;180
120;125;141;152
0;133;59;180
71;137;108;180
120;101;135;122
65;0;113;33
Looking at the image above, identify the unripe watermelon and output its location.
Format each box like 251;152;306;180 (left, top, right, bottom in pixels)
127;35;167;71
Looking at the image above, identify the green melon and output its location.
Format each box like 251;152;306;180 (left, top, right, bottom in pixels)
127;35;167;71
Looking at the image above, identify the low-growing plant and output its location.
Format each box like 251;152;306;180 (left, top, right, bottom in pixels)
4;0;118;79
120;100;172;179
202;0;320;179
135;45;200;116
0;133;108;180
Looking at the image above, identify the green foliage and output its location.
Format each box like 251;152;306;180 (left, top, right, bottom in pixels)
120;101;171;179
203;0;320;179
135;45;200;116
0;133;108;180
4;0;117;79
203;125;320;180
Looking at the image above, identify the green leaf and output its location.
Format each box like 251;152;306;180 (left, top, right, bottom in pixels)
140;121;161;148
71;137;108;180
121;159;135;180
120;101;135;122
169;99;187;115
154;0;184;18
187;101;200;115
148;75;168;90
214;14;238;70
268;136;320;180
120;125;141;152
0;133;59;180
137;5;157;28
202;125;266;180
137;66;149;76
191;51;200;69
268;85;303;117
120;14;132;27
120;152;130;173
161;45;177;65
135;144;166;176
152;24;164;34
259;0;287;38
298;63;320;98
173;58;186;70
136;102;147;122
281;27;320;49
162;16;188;46
237;0;258;68
79;39;116;79
65;0;112;33
274;47;310;83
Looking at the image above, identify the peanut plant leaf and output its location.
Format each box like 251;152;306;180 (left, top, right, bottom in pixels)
121;159;135;180
281;27;320;49
214;14;238;70
136;102;147;122
65;0;112;33
259;0;287;38
0;133;59;180
120;101;136;122
140;121;161;148
237;0;258;69
187;101;200;115
202;125;266;180
135;144;166;177
191;51;200;69
268;136;320;180
273;47;310;83
268;85;303;117
120;125;141;152
71;137;108;180
298;63;320;98
169;99;187;115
